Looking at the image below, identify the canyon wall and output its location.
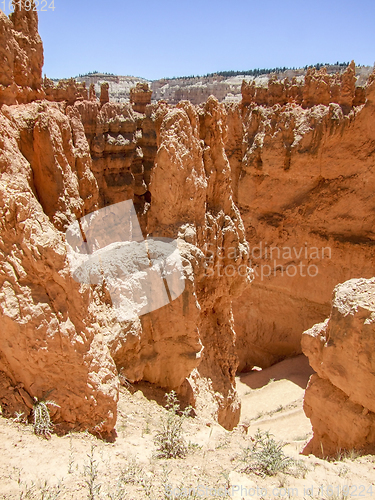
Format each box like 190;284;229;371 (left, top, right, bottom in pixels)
230;66;375;370
72;96;251;429
0;5;44;105
302;278;375;457
0;2;251;432
0;99;119;436
1;1;375;439
0;95;251;432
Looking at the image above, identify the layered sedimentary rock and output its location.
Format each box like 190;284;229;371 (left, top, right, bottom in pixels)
302;278;375;456
0;94;251;431
100;82;109;106
0;101;118;435
143;99;251;427
89;83;96;101
74;100;150;210
0;1;44;105
240;62;364;110
231;67;375;371
0;6;251;431
2;1;375;437
71;97;251;429
43;77;88;105
76;65;374;106
130;83;152;113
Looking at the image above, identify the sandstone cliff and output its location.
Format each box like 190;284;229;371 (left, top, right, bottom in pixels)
0;100;118;436
0;3;44;105
0;4;251;432
130;83;152;113
1;1;375;442
302;278;375;457
231;67;375;371
0;97;251;432
240;62;365;110
43;77;88;105
72;96;251;429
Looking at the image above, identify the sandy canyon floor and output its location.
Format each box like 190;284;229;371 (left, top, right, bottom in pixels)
0;356;374;499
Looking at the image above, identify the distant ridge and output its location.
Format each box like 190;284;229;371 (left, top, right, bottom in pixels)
63;63;373;106
73;62;353;81
166;61;352;80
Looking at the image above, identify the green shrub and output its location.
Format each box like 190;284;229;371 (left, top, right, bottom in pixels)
241;429;295;477
154;391;192;459
32;397;59;439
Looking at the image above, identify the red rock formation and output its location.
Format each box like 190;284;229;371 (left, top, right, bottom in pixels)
302;278;375;456
75;100;143;210
0;1;44;105
353;85;366;106
287;77;303;104
303;374;375;457
43;77;88;104
140;98;251;428
339;60;356;112
0;101;117;436
231;68;375;371
100;82;110;106
130;82;152;113
72;97;251;429
241;80;255;106
267;75;288;106
302;67;331;107
2;2;375;438
0;7;251;431
89;83;96;101
241;61;365;111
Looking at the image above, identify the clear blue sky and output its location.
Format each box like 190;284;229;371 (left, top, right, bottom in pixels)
6;0;375;80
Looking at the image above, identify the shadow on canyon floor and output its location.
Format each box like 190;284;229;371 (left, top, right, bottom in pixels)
239;354;315;390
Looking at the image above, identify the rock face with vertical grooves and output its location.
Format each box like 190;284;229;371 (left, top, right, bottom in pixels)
72;96;252;429
0;4;251;431
0;2;44;105
240;62;361;109
1;0;375;439
230;69;375;371
0;94;252;430
0;100;118;436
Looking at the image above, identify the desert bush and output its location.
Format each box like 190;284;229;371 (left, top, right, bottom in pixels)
241;429;298;477
84;445;101;500
154;391;192;459
17;472;64;500
32;397;59;439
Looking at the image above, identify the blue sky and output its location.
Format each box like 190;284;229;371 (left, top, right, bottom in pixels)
4;0;375;80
